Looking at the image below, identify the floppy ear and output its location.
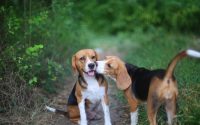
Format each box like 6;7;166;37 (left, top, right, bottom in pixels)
94;50;99;61
72;55;77;74
116;64;131;90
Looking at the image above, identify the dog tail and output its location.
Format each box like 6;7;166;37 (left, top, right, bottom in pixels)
165;49;200;79
45;105;68;116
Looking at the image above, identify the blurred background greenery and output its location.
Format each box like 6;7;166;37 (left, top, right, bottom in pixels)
0;0;200;125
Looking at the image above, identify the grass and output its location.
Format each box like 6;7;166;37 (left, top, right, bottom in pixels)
89;28;200;125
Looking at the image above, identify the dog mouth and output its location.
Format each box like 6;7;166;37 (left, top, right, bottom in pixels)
85;70;96;76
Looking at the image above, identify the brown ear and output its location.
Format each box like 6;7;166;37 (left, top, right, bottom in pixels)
72;55;77;74
94;50;99;61
116;64;131;90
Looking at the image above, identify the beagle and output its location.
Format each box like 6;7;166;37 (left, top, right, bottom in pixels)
96;49;200;125
46;49;112;125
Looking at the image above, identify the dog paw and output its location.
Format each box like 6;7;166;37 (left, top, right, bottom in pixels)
80;120;87;125
105;122;112;125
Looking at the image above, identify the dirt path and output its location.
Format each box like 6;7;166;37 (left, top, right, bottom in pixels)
39;41;130;125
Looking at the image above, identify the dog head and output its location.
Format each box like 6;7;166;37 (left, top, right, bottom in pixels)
72;49;99;77
96;56;131;90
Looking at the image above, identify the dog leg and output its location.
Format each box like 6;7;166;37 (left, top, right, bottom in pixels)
147;105;158;125
130;109;138;125
101;95;112;125
147;95;160;125
124;88;138;125
78;99;87;125
165;98;176;125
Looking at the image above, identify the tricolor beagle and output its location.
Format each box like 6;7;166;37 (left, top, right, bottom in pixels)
96;49;200;125
46;49;112;125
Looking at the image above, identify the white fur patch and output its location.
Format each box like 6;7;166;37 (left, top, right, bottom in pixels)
186;49;200;58
166;110;174;125
78;100;87;125
102;100;112;125
131;109;138;125
96;61;106;74
45;106;56;112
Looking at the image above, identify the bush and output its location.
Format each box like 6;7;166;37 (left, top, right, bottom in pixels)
0;0;88;124
0;0;87;91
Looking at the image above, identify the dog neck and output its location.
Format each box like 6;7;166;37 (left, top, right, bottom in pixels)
79;73;105;89
83;73;97;84
78;74;88;88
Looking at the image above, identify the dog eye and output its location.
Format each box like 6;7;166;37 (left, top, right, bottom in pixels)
91;56;96;59
80;57;85;61
107;64;111;68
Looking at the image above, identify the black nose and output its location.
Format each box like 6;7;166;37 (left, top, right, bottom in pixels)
88;63;95;69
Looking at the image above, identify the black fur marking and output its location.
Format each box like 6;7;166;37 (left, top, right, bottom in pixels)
67;84;78;105
126;63;166;101
95;73;105;85
67;75;87;105
78;75;87;88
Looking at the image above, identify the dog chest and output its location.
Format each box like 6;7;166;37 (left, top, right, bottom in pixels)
82;74;106;103
83;86;105;103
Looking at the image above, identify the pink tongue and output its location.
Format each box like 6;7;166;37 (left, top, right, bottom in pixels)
88;71;95;76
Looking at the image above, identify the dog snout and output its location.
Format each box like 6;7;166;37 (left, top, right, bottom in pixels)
88;63;95;69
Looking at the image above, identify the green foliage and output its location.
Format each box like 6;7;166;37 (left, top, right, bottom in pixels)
15;44;44;86
75;0;200;33
26;44;44;56
0;1;90;123
0;0;88;92
29;76;37;86
7;15;21;35
28;11;48;26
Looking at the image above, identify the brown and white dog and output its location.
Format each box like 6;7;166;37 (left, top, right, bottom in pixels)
46;49;112;125
96;49;200;125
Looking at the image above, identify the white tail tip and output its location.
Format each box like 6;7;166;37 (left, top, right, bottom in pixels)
186;49;200;58
45;106;56;112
